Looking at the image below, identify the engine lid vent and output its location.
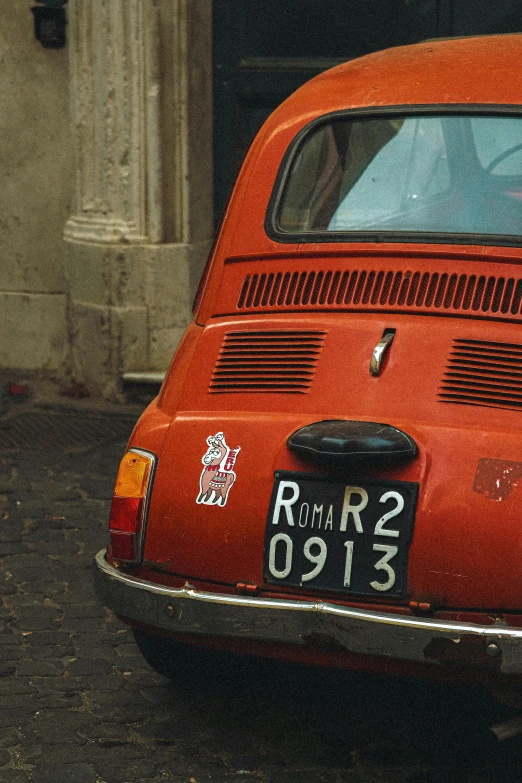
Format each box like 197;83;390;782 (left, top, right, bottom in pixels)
440;338;522;411
210;330;326;394
237;269;522;323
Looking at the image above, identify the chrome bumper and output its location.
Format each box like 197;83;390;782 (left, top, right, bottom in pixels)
94;549;522;674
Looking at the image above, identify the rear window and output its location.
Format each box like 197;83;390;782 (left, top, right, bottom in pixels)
273;112;522;244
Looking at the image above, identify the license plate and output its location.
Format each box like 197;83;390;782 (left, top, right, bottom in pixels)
263;471;418;598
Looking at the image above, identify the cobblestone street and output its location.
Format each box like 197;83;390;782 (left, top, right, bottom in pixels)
1;401;522;783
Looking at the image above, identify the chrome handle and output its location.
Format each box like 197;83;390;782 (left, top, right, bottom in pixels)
370;331;395;377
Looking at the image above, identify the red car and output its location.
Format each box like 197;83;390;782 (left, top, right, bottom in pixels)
95;35;522;684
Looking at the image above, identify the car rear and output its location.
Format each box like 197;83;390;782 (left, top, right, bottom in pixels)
95;36;522;681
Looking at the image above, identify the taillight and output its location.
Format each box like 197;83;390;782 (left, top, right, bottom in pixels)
109;449;156;564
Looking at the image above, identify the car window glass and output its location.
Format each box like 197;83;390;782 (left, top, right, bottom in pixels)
470;117;522;176
330;117;451;229
276;113;522;240
278;125;343;232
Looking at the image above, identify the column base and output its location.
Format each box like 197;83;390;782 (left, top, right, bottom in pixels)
64;239;210;400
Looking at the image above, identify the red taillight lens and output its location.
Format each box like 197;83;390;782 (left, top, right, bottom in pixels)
109;531;139;562
110;496;143;532
109;449;156;563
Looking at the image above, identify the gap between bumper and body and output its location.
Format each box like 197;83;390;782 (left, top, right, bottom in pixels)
94;549;522;675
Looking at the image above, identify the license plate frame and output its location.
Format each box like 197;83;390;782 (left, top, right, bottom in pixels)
263;471;418;598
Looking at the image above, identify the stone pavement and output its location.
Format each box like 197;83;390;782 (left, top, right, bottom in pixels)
1;401;522;783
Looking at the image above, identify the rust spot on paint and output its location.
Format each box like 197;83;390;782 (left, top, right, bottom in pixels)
409;600;433;615
424;635;502;670
473;458;522;501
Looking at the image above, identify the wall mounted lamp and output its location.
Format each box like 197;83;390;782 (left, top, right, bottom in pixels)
31;0;67;49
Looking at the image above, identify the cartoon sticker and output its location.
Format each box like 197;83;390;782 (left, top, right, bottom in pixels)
197;432;240;507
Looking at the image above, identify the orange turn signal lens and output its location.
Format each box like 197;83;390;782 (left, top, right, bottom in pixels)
114;451;153;499
109;449;156;564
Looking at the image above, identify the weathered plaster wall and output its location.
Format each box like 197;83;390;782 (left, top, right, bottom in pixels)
0;0;213;393
64;239;208;390
0;0;72;370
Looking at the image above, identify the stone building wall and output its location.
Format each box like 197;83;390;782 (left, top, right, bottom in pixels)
0;0;72;372
0;0;214;399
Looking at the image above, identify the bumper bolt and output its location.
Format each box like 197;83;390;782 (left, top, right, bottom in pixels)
486;643;501;657
165;604;176;618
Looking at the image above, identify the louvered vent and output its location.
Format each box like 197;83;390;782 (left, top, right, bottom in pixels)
210;330;325;394
237;269;522;322
440;339;522;411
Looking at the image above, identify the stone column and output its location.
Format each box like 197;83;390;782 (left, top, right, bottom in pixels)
64;0;213;398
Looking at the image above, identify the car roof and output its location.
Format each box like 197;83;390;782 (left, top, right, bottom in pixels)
198;34;522;285
269;35;522;129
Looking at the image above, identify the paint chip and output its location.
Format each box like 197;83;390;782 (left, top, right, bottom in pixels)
473;458;522;501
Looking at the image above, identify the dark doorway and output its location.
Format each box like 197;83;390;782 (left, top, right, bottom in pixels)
213;0;522;223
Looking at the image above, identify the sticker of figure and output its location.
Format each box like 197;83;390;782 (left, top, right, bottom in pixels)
197;432;241;506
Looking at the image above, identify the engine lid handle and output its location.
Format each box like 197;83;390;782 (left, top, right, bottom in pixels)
370;330;395;376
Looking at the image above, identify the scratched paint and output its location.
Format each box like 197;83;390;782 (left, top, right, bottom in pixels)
473;458;522;501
